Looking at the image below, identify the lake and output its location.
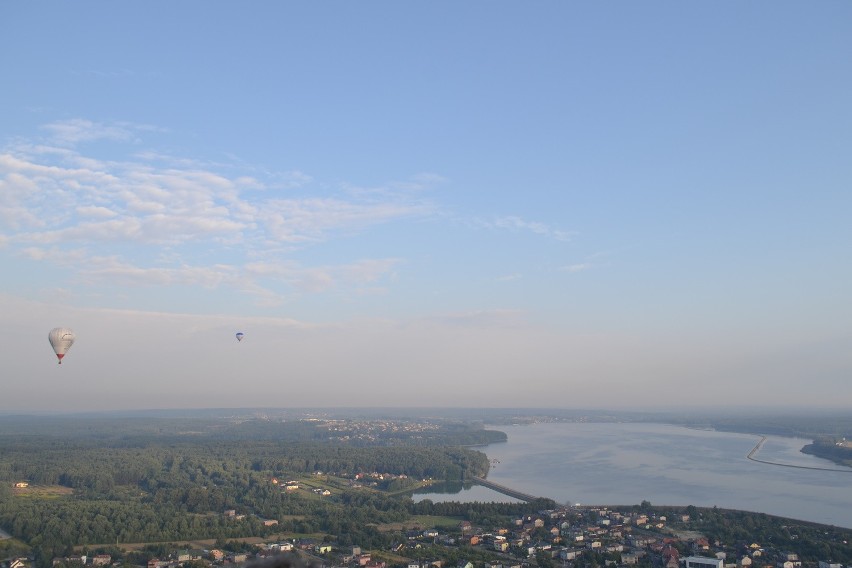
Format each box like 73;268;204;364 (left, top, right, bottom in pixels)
412;422;852;528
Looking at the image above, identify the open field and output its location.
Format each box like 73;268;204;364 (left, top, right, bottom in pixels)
12;485;73;498
73;532;324;553
374;515;460;533
410;515;463;529
371;550;412;565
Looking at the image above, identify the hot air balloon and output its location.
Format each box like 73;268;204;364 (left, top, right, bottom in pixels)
235;332;245;342
48;327;75;364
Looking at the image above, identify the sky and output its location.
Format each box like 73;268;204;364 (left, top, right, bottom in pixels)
1;2;851;413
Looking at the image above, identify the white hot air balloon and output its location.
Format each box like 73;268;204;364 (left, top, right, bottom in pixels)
48;327;76;364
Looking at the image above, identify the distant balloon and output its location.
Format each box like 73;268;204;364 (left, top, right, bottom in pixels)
48;327;75;364
235;332;245;342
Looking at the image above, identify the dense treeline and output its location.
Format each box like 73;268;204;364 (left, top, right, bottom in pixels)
801;439;852;467
0;442;488;494
411;497;558;527
0;414;506;447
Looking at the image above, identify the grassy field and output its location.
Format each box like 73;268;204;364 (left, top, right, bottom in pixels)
371;550;412;565
410;515;463;529
73;531;325;553
375;515;461;533
12;485;74;498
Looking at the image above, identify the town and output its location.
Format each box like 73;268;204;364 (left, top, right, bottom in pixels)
18;501;852;568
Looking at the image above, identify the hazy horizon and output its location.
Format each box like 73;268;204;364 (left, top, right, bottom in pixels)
2;3;851;413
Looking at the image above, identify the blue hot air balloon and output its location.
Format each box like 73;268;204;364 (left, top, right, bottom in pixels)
235;332;245;342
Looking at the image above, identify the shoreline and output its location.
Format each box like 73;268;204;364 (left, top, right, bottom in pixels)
746;435;852;473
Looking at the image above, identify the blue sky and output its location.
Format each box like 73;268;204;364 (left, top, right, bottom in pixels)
1;2;851;412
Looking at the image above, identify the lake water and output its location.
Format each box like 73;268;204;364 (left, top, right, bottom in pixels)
412;422;852;528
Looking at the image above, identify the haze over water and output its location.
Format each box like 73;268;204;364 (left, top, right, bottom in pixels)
417;423;852;528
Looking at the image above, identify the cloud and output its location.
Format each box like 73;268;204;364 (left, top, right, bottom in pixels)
1;120;438;308
76;205;118;219
562;263;591;273
245;258;401;293
259;198;427;243
425;308;528;329
341;172;446;198
478;215;573;241
39;119;138;146
497;273;522;281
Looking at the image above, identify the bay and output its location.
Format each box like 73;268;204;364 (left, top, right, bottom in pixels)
413;422;852;528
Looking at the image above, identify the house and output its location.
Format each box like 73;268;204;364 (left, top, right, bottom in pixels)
314;545;333;554
693;538;711;551
91;555;112;566
684;556;724;568
14;482;28;488
662;545;679;566
559;549;583;561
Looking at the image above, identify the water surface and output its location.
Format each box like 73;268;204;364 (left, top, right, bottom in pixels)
415;422;852;528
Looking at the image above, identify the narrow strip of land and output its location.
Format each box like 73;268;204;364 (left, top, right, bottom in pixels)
746;436;852;473
470;476;539;502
